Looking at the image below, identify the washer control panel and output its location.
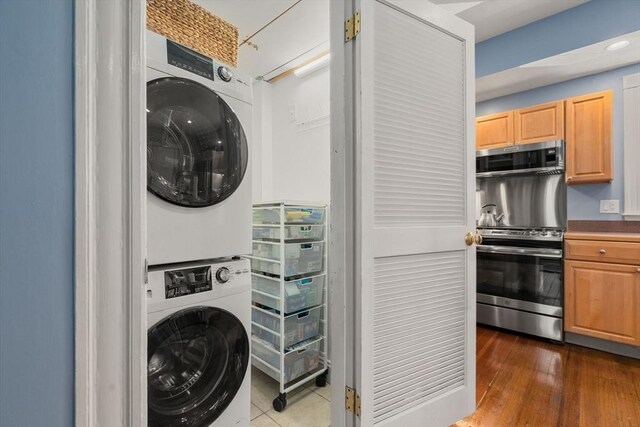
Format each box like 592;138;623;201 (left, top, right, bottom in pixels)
161;260;249;300
164;266;212;299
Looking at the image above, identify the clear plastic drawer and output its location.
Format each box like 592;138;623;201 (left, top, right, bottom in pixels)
251;305;322;349
252;336;322;383
252;242;324;278
253;207;326;225
252;224;325;242
252;274;324;314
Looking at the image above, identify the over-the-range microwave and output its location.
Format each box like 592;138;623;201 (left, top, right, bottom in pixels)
476;140;564;178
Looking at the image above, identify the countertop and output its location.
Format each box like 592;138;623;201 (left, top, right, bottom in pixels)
564;231;640;243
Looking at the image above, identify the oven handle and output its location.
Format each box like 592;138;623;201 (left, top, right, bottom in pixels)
477;245;563;259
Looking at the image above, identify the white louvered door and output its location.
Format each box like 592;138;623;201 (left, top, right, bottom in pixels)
352;1;476;425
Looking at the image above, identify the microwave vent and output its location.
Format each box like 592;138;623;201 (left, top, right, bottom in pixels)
536;169;564;176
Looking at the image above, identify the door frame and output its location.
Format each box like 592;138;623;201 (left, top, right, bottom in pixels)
329;0;356;426
76;1;351;426
75;0;147;425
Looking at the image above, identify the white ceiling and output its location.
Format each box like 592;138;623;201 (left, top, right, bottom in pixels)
477;31;640;101
195;0;592;79
431;0;590;42
194;0;328;79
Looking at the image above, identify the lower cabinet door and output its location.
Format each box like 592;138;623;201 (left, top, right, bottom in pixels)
565;260;640;346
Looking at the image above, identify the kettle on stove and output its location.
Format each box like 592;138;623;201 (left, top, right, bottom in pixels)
478;204;504;227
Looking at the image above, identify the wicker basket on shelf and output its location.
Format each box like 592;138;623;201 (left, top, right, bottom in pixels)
147;0;238;67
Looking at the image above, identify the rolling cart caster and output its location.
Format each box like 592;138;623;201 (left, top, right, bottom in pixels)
315;371;328;387
272;393;287;412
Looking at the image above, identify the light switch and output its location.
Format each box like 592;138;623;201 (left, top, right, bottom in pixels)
600;199;620;213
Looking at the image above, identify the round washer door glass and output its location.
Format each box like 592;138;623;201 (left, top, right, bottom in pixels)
147;307;249;427
147;77;248;207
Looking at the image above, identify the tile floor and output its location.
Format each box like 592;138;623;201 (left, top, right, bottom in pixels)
251;367;331;427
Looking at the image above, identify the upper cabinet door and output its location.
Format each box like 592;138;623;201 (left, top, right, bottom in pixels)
476;111;514;150
565;90;613;184
514;100;564;145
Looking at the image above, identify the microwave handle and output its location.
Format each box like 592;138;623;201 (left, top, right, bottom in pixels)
477;245;562;259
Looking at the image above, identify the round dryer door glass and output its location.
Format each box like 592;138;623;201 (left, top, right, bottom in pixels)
147;307;249;427
147;77;248;207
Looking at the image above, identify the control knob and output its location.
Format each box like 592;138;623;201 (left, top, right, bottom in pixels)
539;231;548;237
215;267;231;283
217;66;233;82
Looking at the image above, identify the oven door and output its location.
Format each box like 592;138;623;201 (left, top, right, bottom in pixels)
476;244;563;317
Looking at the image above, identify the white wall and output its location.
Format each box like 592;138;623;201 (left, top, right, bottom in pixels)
251;80;273;202
252;66;330;203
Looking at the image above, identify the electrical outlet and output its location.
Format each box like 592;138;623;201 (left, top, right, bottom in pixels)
289;105;297;123
600;199;620;214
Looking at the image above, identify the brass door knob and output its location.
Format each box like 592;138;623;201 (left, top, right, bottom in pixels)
599;249;607;255
465;232;475;246
475;232;483;245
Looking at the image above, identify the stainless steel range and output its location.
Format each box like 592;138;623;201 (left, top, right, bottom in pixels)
476;141;567;341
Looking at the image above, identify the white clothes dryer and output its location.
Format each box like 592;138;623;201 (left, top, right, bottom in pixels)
146;31;252;265
146;258;251;427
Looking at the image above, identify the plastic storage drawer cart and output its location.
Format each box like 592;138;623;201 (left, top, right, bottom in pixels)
249;202;328;412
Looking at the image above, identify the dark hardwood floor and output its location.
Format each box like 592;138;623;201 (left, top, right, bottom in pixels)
453;326;640;427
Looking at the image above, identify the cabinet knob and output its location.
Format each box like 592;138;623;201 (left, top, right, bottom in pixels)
636;268;640;273
599;249;606;255
567;176;573;181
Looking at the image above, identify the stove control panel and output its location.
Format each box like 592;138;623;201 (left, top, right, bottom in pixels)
479;228;564;242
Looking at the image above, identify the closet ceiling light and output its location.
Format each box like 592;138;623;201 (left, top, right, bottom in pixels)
294;53;330;78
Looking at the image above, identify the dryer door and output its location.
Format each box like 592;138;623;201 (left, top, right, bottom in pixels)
147;306;249;427
147;77;248;207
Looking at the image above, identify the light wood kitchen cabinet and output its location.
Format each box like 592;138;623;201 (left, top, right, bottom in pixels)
476;111;514;150
565;90;613;184
564;232;640;346
514;100;564;145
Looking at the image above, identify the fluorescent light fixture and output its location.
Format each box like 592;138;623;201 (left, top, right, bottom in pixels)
294;53;330;78
606;40;630;51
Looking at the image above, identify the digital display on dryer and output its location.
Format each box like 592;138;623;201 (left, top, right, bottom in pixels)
164;266;212;299
166;40;215;81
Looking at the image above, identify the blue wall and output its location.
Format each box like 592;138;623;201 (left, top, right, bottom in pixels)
476;0;640;221
476;0;640;77
0;1;75;426
478;64;640;220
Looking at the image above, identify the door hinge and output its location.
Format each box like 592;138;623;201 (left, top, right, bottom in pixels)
144;259;148;284
345;386;361;417
345;12;361;42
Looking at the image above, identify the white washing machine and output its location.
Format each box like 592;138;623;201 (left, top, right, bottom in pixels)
146;30;252;266
147;258;251;427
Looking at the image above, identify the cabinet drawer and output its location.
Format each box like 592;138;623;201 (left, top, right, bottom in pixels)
565;239;640;264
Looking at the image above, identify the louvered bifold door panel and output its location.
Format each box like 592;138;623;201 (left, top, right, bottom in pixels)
357;1;474;426
372;252;466;424
373;2;466;227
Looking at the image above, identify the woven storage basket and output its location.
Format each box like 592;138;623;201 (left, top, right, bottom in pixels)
147;0;238;67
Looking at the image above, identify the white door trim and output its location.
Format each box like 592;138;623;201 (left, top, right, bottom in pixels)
75;1;147;426
329;0;356;426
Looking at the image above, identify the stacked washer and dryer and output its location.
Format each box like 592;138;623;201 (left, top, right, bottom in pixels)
145;30;253;427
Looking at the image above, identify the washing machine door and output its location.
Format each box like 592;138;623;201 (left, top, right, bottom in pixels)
147;306;249;427
146;77;248;208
